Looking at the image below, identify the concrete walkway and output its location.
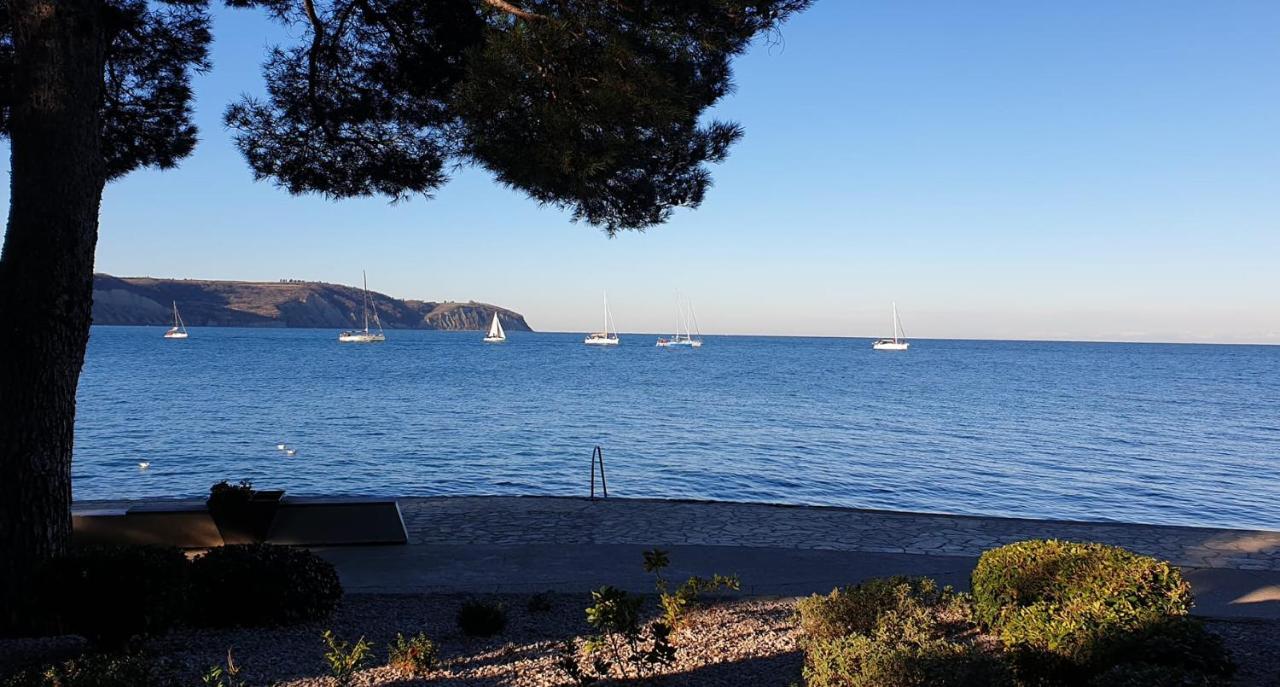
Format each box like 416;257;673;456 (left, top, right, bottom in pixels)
74;495;1280;619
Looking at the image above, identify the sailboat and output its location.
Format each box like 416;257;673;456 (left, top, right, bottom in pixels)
163;301;189;339
337;271;386;343
483;312;506;343
584;291;620;346
872;302;909;351
656;294;703;348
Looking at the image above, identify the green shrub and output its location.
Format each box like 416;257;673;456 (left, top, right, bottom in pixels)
971;540;1191;664
387;632;439;676
456;599;507;637
802;597;1012;687
321;631;373;687
796;577;950;644
36;545;190;646
2;652;178;687
643;548;739;631
188;544;342;627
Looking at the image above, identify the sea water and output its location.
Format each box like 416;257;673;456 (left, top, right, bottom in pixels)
72;326;1280;530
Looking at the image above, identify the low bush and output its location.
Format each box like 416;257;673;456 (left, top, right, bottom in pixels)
2;652;178;687
387;632;439;676
643;548;739;630
802;588;1012;687
972;540;1194;670
796;577;951;644
188;544;342;627
36;545;190;646
456;599;507;637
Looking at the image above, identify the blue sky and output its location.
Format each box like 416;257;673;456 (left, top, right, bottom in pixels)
4;1;1278;342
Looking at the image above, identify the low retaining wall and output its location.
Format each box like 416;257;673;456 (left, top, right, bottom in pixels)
72;496;408;548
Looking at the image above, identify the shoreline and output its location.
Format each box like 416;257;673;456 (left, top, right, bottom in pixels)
73;494;1280;574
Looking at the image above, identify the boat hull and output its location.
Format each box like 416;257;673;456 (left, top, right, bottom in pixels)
338;333;385;343
657;339;702;348
483;336;506;343
584;336;619;346
163;331;188;339
872;341;909;351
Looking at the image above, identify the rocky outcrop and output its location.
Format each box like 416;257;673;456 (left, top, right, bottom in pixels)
90;275;533;331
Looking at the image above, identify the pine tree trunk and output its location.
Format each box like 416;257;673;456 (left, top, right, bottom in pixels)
0;0;106;632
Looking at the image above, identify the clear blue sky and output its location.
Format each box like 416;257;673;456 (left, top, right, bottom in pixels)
4;1;1278;342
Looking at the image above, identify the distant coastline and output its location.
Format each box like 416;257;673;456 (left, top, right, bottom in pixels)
91;274;533;332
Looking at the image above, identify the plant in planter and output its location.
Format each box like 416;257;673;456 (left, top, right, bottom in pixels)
206;480;285;544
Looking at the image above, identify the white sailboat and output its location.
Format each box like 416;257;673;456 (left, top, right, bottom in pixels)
656;294;703;348
163;301;188;339
872;302;909;351
483;312;506;343
338;271;386;343
584;291;620;346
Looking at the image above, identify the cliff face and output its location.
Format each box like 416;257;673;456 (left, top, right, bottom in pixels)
91;275;533;331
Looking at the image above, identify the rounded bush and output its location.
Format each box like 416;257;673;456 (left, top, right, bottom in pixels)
456;599;507;637
971;540;1195;670
188;544;342;627
36;545;190;646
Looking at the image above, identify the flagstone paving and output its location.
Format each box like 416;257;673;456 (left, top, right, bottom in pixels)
73;495;1280;571
395;496;1280;571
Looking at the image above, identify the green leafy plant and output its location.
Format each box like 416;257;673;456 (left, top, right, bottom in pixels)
188;544;342;627
322;630;373;687
456;599;507;637
200;649;246;687
387;632;439;677
643;548;740;630
35;544;191;647
580;585;675;680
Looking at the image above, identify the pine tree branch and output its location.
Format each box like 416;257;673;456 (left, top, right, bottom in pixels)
480;0;546;22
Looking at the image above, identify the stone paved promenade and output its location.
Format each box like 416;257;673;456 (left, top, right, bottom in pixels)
398;496;1280;572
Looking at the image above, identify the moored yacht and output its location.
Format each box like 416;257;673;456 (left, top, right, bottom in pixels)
656;294;703;348
584;291;620;346
338;271;386;343
872;302;909;351
163;301;189;339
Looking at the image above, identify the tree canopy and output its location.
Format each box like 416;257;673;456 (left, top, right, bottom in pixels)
0;0;811;233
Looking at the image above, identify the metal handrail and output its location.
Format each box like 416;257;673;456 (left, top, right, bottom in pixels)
590;445;608;499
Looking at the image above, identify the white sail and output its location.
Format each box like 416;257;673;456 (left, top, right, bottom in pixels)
484;312;506;342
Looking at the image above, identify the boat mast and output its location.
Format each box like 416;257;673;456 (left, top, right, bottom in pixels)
362;270;370;334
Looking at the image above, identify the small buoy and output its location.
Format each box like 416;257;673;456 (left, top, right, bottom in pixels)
284;449;297;457
276;443;287;450
138;461;151;470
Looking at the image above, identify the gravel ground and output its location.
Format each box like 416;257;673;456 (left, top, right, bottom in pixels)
147;593;804;686
5;595;1277;685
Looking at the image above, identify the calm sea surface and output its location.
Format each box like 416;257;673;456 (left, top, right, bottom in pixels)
73;326;1280;530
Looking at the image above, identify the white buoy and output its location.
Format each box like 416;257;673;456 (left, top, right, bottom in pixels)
284;449;297;457
138;461;151;470
276;443;287;450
